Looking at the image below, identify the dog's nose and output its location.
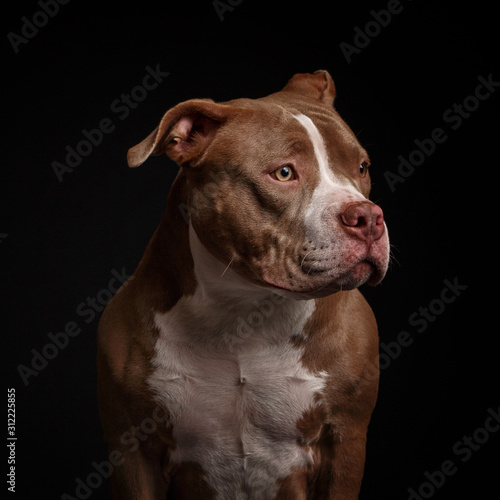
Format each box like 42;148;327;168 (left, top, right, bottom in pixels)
340;201;385;242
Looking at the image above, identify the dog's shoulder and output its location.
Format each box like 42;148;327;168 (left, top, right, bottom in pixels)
300;291;379;423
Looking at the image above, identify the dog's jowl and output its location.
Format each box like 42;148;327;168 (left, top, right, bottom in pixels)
97;70;390;499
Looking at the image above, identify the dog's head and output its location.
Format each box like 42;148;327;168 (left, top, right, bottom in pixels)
128;71;389;298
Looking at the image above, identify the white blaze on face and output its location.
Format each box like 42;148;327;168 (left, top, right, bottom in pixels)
293;113;366;244
293;114;338;189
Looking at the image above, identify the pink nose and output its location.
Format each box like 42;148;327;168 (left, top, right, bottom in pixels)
340;201;385;242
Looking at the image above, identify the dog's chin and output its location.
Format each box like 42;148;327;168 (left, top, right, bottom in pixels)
262;260;386;300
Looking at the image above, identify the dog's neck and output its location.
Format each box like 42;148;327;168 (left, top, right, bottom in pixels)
185;222;315;346
188;222;265;302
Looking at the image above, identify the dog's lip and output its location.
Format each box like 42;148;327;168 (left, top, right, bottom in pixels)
329;258;387;287
338;260;376;287
364;259;386;286
262;278;296;293
262;258;384;295
262;277;340;298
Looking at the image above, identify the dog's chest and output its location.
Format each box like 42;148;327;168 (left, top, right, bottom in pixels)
148;299;326;498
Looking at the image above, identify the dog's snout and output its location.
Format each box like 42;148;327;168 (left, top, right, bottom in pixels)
340;201;385;242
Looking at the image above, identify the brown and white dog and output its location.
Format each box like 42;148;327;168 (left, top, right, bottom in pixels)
97;70;390;499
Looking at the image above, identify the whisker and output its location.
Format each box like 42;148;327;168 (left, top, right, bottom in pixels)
388;244;401;268
220;257;235;278
300;250;314;270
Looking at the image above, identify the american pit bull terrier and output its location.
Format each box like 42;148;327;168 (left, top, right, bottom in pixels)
97;70;390;499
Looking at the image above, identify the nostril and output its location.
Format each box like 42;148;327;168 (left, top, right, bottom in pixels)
340;201;385;241
354;214;368;228
341;201;372;227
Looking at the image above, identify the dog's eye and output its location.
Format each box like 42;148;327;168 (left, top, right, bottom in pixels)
273;165;294;182
359;162;370;178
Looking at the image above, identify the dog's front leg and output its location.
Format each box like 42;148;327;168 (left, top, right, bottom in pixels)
98;366;171;499
106;440;170;500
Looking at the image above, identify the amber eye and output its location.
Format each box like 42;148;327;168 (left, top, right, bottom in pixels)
273;165;294;182
359;162;370;178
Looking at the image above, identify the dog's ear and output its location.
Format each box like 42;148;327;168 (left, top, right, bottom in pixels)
282;70;336;106
127;99;237;168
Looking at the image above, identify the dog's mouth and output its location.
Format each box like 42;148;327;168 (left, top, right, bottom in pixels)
260;248;388;299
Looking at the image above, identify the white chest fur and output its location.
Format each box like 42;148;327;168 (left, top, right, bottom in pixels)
146;225;327;498
148;291;325;499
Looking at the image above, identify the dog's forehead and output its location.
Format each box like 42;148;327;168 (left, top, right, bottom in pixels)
227;96;365;164
210;101;312;164
283;100;365;163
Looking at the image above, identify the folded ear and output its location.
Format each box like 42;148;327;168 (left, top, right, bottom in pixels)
127;99;237;168
282;70;336;106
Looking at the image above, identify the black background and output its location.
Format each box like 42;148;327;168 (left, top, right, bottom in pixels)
3;1;497;499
